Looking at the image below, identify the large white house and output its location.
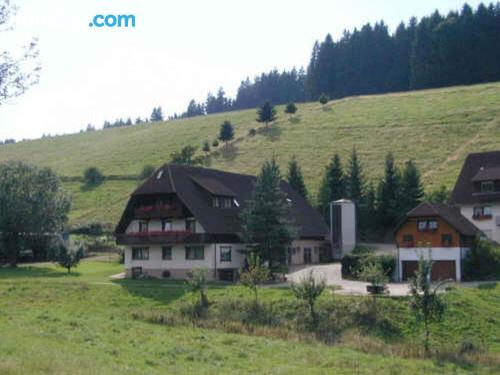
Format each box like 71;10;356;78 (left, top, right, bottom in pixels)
115;164;328;280
450;150;500;243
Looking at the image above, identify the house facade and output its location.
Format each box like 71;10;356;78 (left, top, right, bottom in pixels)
115;164;328;280
450;150;500;243
395;202;479;282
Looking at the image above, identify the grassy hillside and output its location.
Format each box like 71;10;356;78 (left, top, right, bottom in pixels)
0;259;498;374
1;82;500;225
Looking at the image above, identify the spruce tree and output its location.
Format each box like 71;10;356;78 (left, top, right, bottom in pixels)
399;159;424;217
377;153;401;229
241;158;296;265
218;120;234;146
287;156;308;199
317;154;345;223
285;102;297;117
346;148;364;202
256;101;277;127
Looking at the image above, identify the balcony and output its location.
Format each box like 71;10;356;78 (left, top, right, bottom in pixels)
134;204;183;219
472;214;492;221
116;230;213;245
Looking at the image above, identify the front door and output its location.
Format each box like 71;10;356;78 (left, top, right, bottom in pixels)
303;247;312;264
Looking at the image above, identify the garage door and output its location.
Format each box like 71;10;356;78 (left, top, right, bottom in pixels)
402;261;418;281
402;260;456;281
431;261;456;281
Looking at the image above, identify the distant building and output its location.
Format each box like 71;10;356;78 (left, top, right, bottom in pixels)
450;150;500;243
115;164;328;280
394;202;479;282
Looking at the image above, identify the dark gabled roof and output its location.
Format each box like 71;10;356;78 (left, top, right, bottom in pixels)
471;167;500;182
397;202;480;237
450;150;500;204
190;175;237;197
116;164;328;239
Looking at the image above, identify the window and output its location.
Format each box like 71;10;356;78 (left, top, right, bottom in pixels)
480;181;495;193
220;246;232;262
403;234;414;246
132;247;149;260
441;234;453;247
417;220;438;231
138;221;148;233
428;220;438;230
185;218;196;232
213;196;233;208
473;206;492;219
162;246;172;260
186;246;204;260
417;221;428;231
162;219;172;232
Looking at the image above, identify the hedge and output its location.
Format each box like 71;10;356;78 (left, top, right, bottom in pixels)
341;252;396;281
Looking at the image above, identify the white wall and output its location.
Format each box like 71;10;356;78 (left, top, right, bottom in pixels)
289;239;323;265
397;247;465;281
124;242;247;270
460;204;500;243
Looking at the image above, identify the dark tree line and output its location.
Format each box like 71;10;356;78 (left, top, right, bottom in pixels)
178;2;500;119
308;3;500;98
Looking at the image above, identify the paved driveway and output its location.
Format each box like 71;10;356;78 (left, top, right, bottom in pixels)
286;263;411;296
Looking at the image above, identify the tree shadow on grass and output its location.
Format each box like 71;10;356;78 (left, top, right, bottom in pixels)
257;125;282;141
477;282;497;290
213;144;238;161
0;266;81;279
289;116;301;124
80;181;104;192
111;278;230;305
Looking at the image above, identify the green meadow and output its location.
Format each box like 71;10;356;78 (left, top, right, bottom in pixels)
1;82;500;225
0;258;499;374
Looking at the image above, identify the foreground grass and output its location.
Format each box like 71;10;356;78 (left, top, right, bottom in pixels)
1;83;500;225
0;259;499;374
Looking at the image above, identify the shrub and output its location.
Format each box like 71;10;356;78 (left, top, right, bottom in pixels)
55;243;84;273
357;260;389;294
70;222;105;236
464;237;500;280
248;128;256;136
319;93;329;105
83;167;104;186
140;164;155;179
290;270;326;325
212;139;219;147
240;254;270;305
341;252;395;281
186;268;209;308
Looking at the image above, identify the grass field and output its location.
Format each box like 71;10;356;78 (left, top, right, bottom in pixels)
0;258;499;374
1;82;500;225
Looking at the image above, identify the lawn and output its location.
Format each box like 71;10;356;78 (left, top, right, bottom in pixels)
1;82;500;225
0;258;499;374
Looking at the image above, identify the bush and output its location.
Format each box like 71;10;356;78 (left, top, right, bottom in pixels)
248;128;256;136
464;237;500;280
70;222;106;236
212;139;219;147
83;167;104;186
342;252;395;281
140;165;155;179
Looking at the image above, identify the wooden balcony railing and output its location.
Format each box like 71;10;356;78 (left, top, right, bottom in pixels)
116;230;213;245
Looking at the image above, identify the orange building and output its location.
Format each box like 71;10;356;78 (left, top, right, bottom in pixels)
395;202;480;281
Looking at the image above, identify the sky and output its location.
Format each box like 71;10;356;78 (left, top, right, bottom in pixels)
0;0;485;140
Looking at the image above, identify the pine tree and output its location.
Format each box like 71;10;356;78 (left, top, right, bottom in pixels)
241;158;296;264
202;141;210;153
285;102;297;117
346;148;364;202
377;153;401;229
317;154;345;223
256;101;277;127
399;159;424;217
150;106;164;122
319;93;329;106
218;120;234;146
287;156;308;199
